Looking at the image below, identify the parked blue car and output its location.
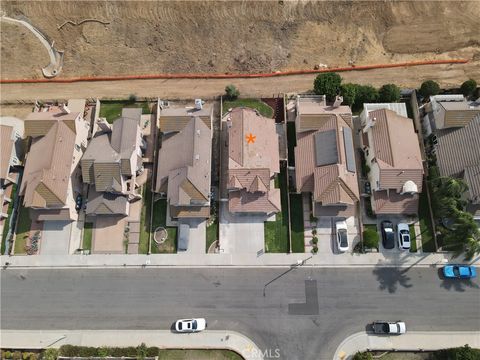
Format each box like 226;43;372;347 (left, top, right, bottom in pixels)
443;265;477;279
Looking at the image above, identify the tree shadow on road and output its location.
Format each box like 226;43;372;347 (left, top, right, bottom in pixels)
372;265;412;293
437;268;479;292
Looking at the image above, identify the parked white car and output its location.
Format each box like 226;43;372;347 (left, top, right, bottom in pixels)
397;223;411;250
174;318;207;333
335;220;349;252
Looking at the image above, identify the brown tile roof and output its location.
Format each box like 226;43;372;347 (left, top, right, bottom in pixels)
0;125;14;180
227;108;280;172
86;191;129;216
436;116;480;202
156;117;211;209
296;96;353;131
225;108;280;213
295;112;359;205
373;190;419;215
368;109;423;192
21;122;76;207
170;205;210;218
228;188;281;213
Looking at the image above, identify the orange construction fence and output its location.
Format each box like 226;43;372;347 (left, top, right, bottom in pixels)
0;59;469;84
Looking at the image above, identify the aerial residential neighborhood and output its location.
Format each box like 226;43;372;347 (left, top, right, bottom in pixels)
0;1;479;360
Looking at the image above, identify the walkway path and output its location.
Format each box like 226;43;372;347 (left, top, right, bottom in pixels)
0;15;63;78
0;329;263;360
334;331;480;360
2;249;478;269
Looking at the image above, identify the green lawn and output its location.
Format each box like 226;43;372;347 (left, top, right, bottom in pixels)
223;98;274;118
418;191;435;252
206;221;218;253
286;122;296;167
99;101;151;123
409;224;417;253
157;349;243;360
265;168;289;253
150;199;177;254
1;184;17;254
363;224;379;250
13;205;32;254
82;223;93;251
139;182;152;254
290;194;305;253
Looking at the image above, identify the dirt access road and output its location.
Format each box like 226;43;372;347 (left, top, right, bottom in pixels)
1;62;478;102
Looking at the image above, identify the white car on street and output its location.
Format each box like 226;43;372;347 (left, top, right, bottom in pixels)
335;220;349;252
175;318;207;333
397;223;411;250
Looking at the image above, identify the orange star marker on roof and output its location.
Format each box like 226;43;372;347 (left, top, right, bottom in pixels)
246;133;256;144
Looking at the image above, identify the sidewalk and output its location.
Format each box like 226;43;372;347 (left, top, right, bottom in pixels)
0;329;264;360
334;331;480;359
1;250;478;269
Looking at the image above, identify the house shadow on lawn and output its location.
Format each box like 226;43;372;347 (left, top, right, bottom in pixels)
437;268;479;292
372;263;413;293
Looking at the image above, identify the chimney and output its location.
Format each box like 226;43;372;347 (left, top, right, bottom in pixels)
195;99;203;110
60;104;71;114
332;95;343;108
363;116;376;133
96;117;112;133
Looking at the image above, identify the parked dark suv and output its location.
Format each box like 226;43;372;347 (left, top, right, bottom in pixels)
381;220;395;249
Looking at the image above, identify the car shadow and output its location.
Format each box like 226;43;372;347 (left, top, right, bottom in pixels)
437;268;479;292
372;263;413;293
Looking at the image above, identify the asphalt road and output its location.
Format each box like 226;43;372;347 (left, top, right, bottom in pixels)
1;267;479;360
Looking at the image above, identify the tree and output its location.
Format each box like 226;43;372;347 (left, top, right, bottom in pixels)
313;72;342;101
340;83;357;106
353;85;379;111
460;79;477;98
352;351;373;360
419;80;440;98
378;84;401;102
225;84;240;100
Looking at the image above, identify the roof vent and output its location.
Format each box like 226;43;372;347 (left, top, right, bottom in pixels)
195;154;200;160
197;129;201;136
332;95;343;108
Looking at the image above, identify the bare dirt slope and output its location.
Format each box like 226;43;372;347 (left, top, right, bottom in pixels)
1;1;479;81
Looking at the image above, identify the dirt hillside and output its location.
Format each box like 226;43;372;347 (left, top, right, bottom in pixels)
1;1;479;81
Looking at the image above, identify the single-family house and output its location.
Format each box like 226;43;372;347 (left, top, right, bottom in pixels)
20;100;90;221
155;117;212;219
294;95;359;217
423;95;480;135
0;117;24;220
81;108;144;216
225;107;281;215
361;104;423;215
434;116;480;219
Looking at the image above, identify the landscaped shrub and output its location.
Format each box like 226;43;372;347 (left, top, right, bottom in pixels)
354;85;379;106
352;351;373;360
312;228;317;235
4;351;13;359
128;94;138;103
363;228;379;249
340;83;357;106
460;79;477;98
379;84;401;102
41;349;58;360
12;352;22;360
313;72;342;101
419;80;440;98
312;237;318;245
225;84;240;100
311;246;318;254
431;345;480;360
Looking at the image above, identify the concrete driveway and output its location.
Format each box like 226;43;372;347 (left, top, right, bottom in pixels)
40;221;72;255
92;216;126;254
178;219;206;254
315;216;360;254
219;202;266;254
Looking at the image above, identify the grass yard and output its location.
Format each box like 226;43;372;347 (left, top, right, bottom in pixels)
99;101;151;123
206;221;218;253
13;205;31;254
138;181;152;254
158;349;243;360
418;191;435;252
363;224;379;250
222;98;274;118
409;224;417;253
264;168;289;253
286;122;296;167
150;199;177;254
82;223;93;251
290;194;305;253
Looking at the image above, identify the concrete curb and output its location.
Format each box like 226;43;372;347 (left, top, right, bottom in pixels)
333;331;480;359
0;329;264;360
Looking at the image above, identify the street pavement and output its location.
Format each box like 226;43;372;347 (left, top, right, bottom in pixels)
1;268;479;360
